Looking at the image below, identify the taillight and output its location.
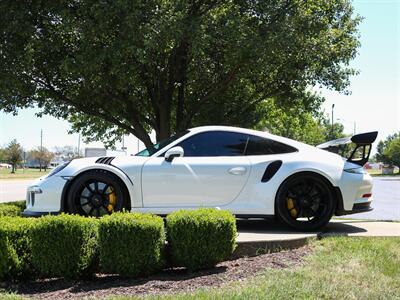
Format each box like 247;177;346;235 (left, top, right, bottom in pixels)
362;193;372;198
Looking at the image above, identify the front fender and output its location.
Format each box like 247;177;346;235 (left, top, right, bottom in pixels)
64;165;139;209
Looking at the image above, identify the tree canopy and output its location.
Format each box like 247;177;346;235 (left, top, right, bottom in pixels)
29;147;54;171
375;133;400;168
5;140;23;173
0;0;361;148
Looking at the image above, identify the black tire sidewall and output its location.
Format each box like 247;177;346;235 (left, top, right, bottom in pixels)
66;170;128;215
276;173;336;231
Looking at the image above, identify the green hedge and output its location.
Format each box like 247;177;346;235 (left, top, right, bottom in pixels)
166;208;237;270
0;201;26;217
99;213;165;277
0;217;36;281
30;214;98;280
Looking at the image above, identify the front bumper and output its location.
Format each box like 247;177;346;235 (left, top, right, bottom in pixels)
23;175;67;216
22;211;60;217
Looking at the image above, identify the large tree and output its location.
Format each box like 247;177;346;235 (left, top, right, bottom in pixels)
0;0;361;148
5;140;23;173
375;133;400;168
29;147;54;171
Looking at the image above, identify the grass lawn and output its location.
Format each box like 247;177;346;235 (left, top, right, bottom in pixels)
1;237;399;299
0;168;50;180
114;237;399;300
367;169;400;176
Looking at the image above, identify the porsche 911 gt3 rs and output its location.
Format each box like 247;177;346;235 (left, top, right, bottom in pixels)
23;126;378;230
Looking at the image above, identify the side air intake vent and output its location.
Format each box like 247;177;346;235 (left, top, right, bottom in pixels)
95;157;115;165
261;160;282;182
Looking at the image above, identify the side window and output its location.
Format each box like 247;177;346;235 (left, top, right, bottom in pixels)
245;135;297;155
177;131;249;157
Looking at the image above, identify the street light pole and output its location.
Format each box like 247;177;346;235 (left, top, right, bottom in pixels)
331;104;335;138
121;135;127;155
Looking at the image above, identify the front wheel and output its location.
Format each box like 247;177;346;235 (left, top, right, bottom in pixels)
66;170;128;217
275;173;336;231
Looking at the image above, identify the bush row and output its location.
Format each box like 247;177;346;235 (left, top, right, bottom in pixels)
0;201;26;217
0;208;237;281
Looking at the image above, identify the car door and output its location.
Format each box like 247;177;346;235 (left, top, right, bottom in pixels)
141;131;251;207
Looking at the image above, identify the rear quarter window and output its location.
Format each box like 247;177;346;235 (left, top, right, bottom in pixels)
245;135;297;155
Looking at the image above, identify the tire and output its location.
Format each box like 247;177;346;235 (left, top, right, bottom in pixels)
275;173;336;231
66;170;129;217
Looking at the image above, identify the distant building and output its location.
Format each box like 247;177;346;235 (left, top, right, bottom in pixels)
84;148;126;157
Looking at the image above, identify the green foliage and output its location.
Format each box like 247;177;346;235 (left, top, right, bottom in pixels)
5;140;22;173
0;205;22;217
0;0;361;148
376;132;400;167
384;136;400;168
0;147;7;162
0;201;26;217
30;214;98;280
166;208;237;270
98;213;165;277
0;217;36;281
28;147;54;171
255;96;345;145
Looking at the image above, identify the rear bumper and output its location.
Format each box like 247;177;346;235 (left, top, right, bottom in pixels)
335;201;373;216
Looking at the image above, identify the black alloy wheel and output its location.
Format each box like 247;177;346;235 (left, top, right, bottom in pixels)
66;170;128;217
276;173;336;231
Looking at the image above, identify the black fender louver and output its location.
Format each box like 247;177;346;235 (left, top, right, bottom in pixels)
95;157;115;165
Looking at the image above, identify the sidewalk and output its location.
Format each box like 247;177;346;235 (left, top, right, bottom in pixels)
236;219;400;243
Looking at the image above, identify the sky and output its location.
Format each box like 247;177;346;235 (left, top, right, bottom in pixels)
0;0;399;155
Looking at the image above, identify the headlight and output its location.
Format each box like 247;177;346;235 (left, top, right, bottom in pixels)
344;167;366;174
47;161;71;178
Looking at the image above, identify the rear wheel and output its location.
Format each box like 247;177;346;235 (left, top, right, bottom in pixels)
66;170;128;217
276;173;336;231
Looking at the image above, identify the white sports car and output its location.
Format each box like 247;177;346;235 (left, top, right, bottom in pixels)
23;126;377;230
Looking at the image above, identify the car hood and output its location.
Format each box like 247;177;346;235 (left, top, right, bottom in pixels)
58;155;149;177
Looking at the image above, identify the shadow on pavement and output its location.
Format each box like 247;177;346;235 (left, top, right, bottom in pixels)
236;218;368;236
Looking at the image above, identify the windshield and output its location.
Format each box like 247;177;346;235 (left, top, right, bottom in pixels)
135;130;189;157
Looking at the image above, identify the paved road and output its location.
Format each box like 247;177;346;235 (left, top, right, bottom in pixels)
0;177;399;220
339;176;400;221
0;179;33;203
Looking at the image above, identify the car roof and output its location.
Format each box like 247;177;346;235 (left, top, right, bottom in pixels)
187;126;309;150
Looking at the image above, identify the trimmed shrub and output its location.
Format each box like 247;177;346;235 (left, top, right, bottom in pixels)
0;200;26;217
166;208;237;270
31;214;98;279
99;212;165;277
0;217;36;281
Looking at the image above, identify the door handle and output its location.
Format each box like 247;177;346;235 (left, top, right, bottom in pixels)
228;167;247;175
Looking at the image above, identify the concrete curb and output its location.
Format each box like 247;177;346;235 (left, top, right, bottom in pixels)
231;236;315;259
231;220;400;258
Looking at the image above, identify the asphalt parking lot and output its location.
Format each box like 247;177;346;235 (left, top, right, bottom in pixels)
1;176;399;221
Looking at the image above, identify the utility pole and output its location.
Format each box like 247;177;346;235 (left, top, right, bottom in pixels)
77;134;81;157
331;104;335;139
40;129;43;172
353;122;356;135
40;129;43;151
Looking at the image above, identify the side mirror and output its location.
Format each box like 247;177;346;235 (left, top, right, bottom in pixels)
165;146;184;162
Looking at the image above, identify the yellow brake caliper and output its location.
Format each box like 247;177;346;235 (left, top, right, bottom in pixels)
107;187;117;212
287;197;297;218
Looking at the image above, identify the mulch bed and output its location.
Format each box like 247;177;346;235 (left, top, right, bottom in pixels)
5;245;312;299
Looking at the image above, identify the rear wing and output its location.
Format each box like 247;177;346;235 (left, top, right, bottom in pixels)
316;131;378;166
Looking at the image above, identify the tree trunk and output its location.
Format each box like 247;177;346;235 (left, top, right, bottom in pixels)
158;103;171;141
